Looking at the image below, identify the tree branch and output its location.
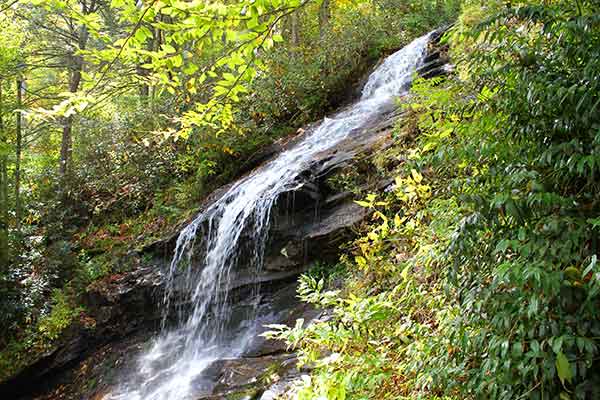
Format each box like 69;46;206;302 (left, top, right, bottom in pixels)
0;0;19;15
87;0;157;94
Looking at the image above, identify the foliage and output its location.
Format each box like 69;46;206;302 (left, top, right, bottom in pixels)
265;166;463;399
0;0;464;384
306;260;348;283
0;288;83;381
265;0;600;399
37;289;82;342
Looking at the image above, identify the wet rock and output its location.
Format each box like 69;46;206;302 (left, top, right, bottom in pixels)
418;27;451;79
2;28;452;400
214;354;296;392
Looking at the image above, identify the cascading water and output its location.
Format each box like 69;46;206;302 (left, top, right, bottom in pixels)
106;32;431;400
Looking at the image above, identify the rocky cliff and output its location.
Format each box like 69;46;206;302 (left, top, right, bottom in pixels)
0;29;450;400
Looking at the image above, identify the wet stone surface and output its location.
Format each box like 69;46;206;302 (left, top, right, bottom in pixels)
2;28;451;400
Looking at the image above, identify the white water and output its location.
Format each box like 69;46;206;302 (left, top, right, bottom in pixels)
106;32;431;400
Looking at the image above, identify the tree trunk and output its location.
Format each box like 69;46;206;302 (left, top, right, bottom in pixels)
290;12;300;47
149;22;163;107
319;0;331;40
0;81;8;269
138;23;160;103
59;22;88;183
138;67;150;99
14;79;22;235
0;157;7;269
59;115;73;178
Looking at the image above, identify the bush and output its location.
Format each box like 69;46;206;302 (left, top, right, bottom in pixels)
265;1;600;399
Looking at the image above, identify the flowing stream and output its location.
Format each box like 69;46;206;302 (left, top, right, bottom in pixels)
106;32;431;400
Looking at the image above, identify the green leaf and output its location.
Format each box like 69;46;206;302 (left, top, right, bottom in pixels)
134;26;152;43
495;239;510;253
556;351;572;385
183;63;199;75
222;72;236;82
171;54;183;68
247;16;259;30
162;44;176;54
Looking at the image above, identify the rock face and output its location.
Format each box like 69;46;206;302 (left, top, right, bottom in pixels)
0;261;166;399
419;28;451;79
0;28;451;400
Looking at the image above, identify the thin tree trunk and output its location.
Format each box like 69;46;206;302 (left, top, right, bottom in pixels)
0;158;7;268
14;79;22;234
138;66;150;99
59;115;73;178
0;81;8;268
137;25;150;100
138;23;159;103
149;22;163;107
319;0;331;40
290;12;300;46
59;22;88;182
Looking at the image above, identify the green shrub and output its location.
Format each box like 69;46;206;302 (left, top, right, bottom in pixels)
0;288;82;381
37;289;82;342
265;1;600;399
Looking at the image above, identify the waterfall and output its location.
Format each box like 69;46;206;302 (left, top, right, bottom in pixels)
106;32;431;400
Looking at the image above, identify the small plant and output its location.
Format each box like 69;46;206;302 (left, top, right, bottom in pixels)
264;2;600;398
306;260;347;283
37;289;82;344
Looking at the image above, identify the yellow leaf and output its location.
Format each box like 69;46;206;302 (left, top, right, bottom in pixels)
411;169;423;183
355;256;367;269
401;265;411;281
394;214;405;227
374;211;388;221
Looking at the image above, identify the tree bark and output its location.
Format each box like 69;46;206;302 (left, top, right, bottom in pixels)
149;20;163;107
15;79;22;235
290;12;300;46
58;18;88;182
137;24;151;100
319;0;331;40
0;81;8;269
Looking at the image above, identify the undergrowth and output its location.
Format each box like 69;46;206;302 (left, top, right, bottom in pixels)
264;1;600;399
0;288;84;381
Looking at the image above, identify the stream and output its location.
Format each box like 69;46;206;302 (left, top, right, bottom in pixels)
105;31;432;400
